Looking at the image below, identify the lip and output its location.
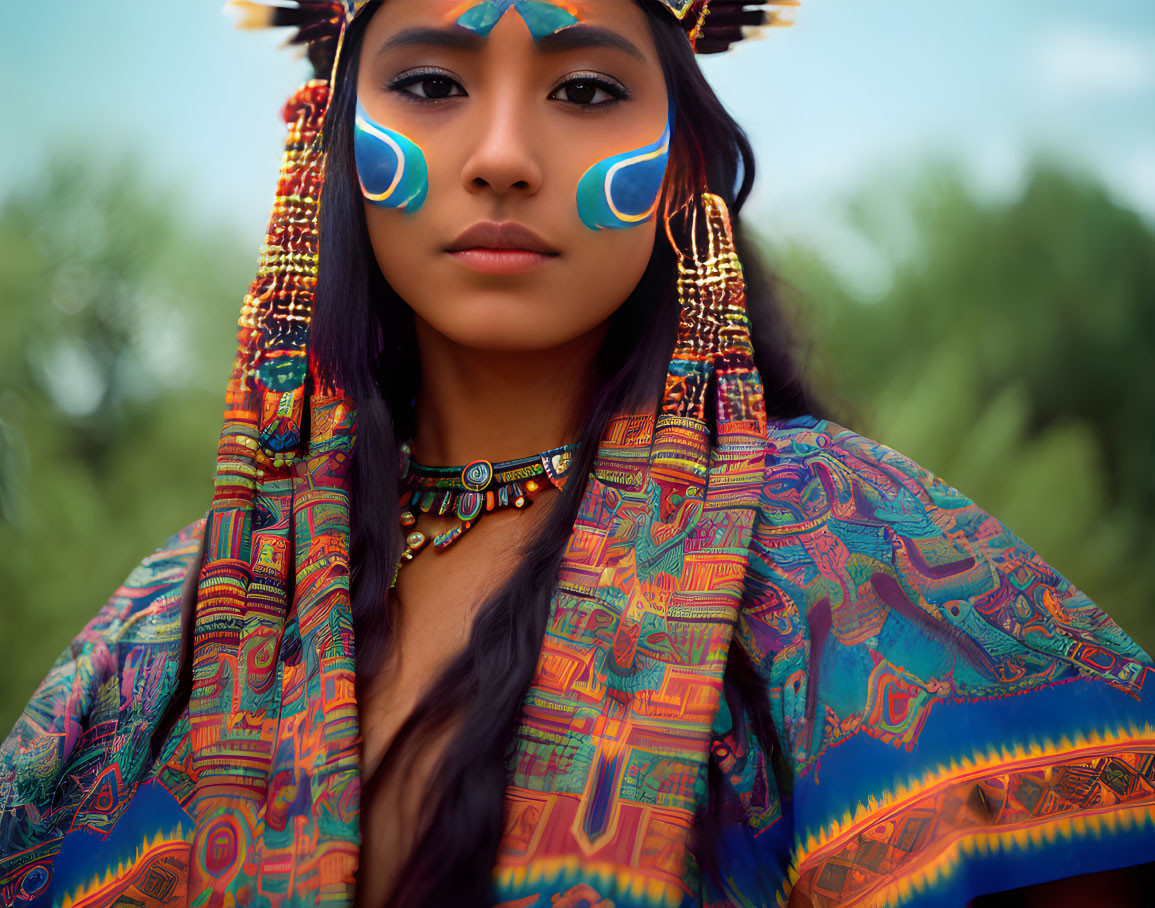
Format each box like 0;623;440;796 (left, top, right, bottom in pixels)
448;249;557;275
446;220;559;256
446;222;559;275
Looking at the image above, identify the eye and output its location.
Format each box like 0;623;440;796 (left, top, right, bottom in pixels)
550;74;630;108
389;68;466;102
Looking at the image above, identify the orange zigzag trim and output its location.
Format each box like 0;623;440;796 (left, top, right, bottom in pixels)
779;723;1155;906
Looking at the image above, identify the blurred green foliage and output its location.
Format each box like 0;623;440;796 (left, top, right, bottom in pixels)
0;157;250;722
1;153;1152;729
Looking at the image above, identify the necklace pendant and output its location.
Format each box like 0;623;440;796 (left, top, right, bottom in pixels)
434;522;470;549
456;491;484;522
462;460;494;492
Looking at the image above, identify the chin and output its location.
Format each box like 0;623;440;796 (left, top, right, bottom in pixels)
435;313;593;355
418;288;595;351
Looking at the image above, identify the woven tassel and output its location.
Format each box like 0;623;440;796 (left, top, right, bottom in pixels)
660;190;766;434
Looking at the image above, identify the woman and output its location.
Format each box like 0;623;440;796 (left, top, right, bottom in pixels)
2;1;1153;905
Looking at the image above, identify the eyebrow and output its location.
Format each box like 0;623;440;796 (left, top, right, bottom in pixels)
373;24;646;63
537;24;645;61
374;26;484;59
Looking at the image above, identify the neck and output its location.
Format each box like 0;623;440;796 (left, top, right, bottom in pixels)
411;316;607;466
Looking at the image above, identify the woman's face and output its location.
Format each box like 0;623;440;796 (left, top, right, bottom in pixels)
355;0;670;353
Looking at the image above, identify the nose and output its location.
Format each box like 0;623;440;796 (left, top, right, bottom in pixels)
459;87;544;199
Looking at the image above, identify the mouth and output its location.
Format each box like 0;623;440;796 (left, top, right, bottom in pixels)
446;221;560;275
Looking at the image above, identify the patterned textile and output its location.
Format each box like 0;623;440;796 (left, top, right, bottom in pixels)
2;417;1153;907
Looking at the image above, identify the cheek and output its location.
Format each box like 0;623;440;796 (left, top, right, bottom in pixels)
354;100;429;213
576;101;674;232
554;219;657;326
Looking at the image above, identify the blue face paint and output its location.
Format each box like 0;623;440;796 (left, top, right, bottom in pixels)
576;100;675;231
455;0;579;39
354;100;429;213
514;0;580;36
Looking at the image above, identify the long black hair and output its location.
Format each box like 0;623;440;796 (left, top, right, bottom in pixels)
309;2;834;903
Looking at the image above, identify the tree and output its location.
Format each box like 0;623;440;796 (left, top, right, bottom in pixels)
0;155;252;724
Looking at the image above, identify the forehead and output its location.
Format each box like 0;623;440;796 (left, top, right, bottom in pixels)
364;0;652;47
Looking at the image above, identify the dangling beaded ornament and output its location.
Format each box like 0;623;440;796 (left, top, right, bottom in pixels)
391;440;577;587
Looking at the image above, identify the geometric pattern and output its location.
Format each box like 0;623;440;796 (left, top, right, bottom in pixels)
3;416;1155;906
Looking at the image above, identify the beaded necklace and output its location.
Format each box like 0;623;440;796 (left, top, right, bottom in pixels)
391;440;578;586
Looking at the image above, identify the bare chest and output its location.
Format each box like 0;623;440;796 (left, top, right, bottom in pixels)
353;505;550;904
354;563;485;905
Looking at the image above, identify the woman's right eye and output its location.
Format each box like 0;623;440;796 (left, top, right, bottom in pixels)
389;71;466;102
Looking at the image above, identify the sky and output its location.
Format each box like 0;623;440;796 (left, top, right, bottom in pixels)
3;0;1153;284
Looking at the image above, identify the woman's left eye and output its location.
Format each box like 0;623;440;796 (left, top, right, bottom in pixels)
550;76;629;108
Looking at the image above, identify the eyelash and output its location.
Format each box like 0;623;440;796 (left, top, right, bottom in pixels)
387;67;630;109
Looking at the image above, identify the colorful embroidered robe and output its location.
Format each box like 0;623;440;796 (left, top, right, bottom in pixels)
2;415;1153;907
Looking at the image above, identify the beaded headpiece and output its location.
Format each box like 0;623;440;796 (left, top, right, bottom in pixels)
229;0;799;70
183;0;797;897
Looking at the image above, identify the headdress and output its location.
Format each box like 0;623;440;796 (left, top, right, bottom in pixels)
228;0;799;69
185;0;796;899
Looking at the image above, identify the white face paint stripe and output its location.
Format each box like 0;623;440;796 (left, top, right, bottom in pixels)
354;109;407;203
604;130;671;224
